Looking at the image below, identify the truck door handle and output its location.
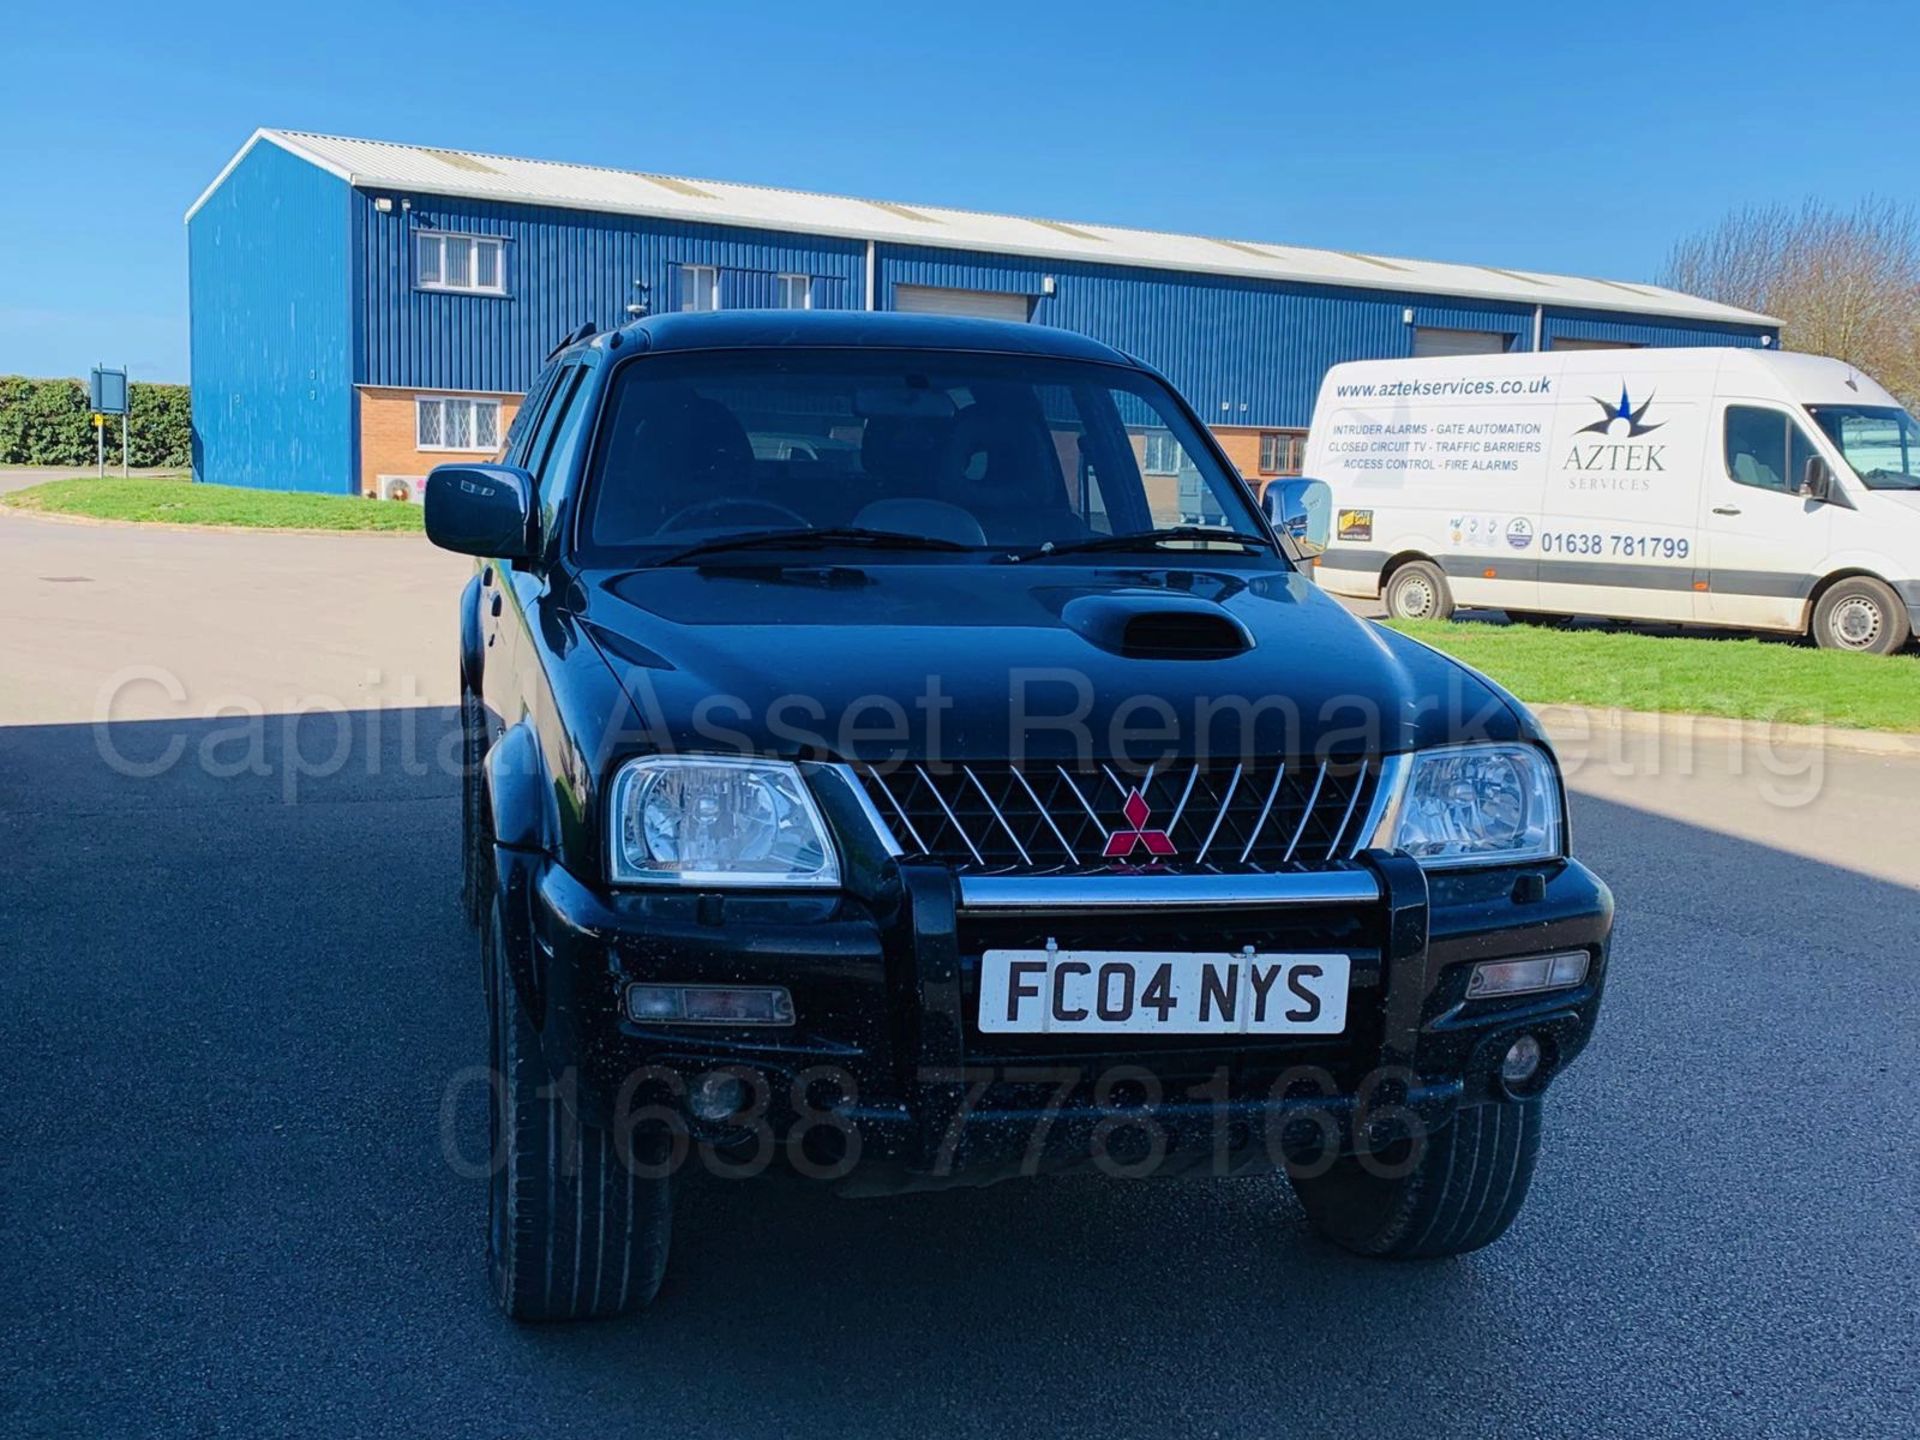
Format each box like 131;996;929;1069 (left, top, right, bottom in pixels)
1712;505;1742;516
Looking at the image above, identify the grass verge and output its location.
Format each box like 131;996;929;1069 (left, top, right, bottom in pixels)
0;477;423;533
1388;619;1920;733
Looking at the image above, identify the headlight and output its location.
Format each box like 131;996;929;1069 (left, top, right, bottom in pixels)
1385;743;1562;868
608;756;839;887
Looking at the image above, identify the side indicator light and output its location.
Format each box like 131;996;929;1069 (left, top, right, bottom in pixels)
627;984;796;1026
1466;951;1589;999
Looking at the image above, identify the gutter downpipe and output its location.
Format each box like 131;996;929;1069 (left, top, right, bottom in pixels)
865;240;877;311
1532;304;1544;352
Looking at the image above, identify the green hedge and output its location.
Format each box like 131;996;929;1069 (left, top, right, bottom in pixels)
0;376;192;469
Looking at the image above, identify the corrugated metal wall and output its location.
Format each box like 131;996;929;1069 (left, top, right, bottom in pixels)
355;193;866;392
353;204;1780;421
876;245;1774;428
1544;309;1771;349
188;143;354;492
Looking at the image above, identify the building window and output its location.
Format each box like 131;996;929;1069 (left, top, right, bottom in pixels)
1259;430;1305;475
416;233;505;295
417;395;502;452
680;264;720;312
1142;431;1184;475
776;273;813;310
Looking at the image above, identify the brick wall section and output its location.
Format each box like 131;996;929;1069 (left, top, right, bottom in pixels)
358;387;522;497
1211;425;1265;482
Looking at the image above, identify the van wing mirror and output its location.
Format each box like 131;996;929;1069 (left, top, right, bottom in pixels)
1264;478;1332;555
424;464;539;561
1799;455;1834;503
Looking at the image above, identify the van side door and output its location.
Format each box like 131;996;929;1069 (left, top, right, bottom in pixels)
1698;403;1834;631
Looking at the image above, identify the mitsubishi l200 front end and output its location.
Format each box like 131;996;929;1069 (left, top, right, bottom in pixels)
424;312;1613;1323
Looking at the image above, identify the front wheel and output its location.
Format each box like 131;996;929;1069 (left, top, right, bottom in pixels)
1383;560;1454;622
1290;1100;1541;1259
485;899;674;1321
1811;577;1911;654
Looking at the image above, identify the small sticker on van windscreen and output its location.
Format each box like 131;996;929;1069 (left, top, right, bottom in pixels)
1337;509;1374;542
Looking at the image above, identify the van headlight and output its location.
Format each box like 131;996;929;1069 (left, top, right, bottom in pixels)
608;756;839;887
1386;743;1562;868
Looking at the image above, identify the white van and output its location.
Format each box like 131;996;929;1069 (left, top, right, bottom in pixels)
1301;348;1920;652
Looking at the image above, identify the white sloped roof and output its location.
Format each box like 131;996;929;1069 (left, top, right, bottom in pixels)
187;128;1777;327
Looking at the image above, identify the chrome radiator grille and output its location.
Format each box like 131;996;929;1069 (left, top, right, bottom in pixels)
854;759;1380;874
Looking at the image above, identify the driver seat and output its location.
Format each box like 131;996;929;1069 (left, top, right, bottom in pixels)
595;388;756;541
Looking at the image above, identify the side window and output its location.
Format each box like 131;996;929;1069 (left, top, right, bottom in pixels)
528;366;585;484
504;364;561;465
535;368;598;542
1725;405;1819;495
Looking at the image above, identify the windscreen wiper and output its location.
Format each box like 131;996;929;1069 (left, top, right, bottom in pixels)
657;526;980;566
1006;525;1269;562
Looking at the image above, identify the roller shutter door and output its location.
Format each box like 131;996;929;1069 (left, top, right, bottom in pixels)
893;285;1032;322
1411;326;1511;357
1552;337;1642;351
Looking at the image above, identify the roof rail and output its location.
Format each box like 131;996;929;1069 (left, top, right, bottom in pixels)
546;320;599;360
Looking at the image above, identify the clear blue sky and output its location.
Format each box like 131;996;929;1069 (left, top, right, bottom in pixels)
4;0;1915;383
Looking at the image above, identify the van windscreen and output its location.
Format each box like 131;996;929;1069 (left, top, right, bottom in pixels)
1808;405;1920;490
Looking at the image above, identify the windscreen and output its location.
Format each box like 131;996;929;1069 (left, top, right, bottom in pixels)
579;348;1269;558
1808;404;1920;490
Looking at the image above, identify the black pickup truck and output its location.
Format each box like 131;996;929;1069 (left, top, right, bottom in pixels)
425;311;1612;1323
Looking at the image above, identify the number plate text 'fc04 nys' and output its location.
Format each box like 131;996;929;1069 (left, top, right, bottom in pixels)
978;950;1350;1036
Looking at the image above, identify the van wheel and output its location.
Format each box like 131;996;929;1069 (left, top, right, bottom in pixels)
1384;560;1454;621
485;897;674;1322
1812;577;1911;655
1291;1100;1542;1259
1505;610;1570;629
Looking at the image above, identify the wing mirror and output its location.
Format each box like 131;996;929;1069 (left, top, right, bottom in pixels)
1799;455;1834;503
1262;477;1332;555
424;465;539;561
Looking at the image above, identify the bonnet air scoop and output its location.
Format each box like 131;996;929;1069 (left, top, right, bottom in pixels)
1060;593;1255;659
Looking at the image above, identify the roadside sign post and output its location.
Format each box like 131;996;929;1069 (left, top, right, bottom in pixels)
89;365;129;478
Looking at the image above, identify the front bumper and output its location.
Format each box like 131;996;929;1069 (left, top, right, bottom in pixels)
496;847;1612;1194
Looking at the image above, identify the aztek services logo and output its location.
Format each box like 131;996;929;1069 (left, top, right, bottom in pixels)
1562;382;1667;492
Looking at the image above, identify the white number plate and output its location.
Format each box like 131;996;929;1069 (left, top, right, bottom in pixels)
978;950;1349;1035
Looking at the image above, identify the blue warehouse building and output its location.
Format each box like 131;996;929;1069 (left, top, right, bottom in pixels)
186;129;1778;496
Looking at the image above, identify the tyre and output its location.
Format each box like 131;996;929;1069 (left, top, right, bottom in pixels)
485;899;674;1321
1383;560;1454;622
1504;610;1570;629
1290;1100;1541;1259
460;686;487;930
1811;576;1911;655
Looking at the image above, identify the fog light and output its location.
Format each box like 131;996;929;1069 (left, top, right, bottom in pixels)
626;984;795;1026
690;1070;749;1122
1501;1034;1543;1085
1466;951;1589;1000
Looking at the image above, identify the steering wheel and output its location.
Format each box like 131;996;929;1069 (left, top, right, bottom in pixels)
656;497;810;534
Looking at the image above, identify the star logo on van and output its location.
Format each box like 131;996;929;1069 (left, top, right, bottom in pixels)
1578;384;1663;438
